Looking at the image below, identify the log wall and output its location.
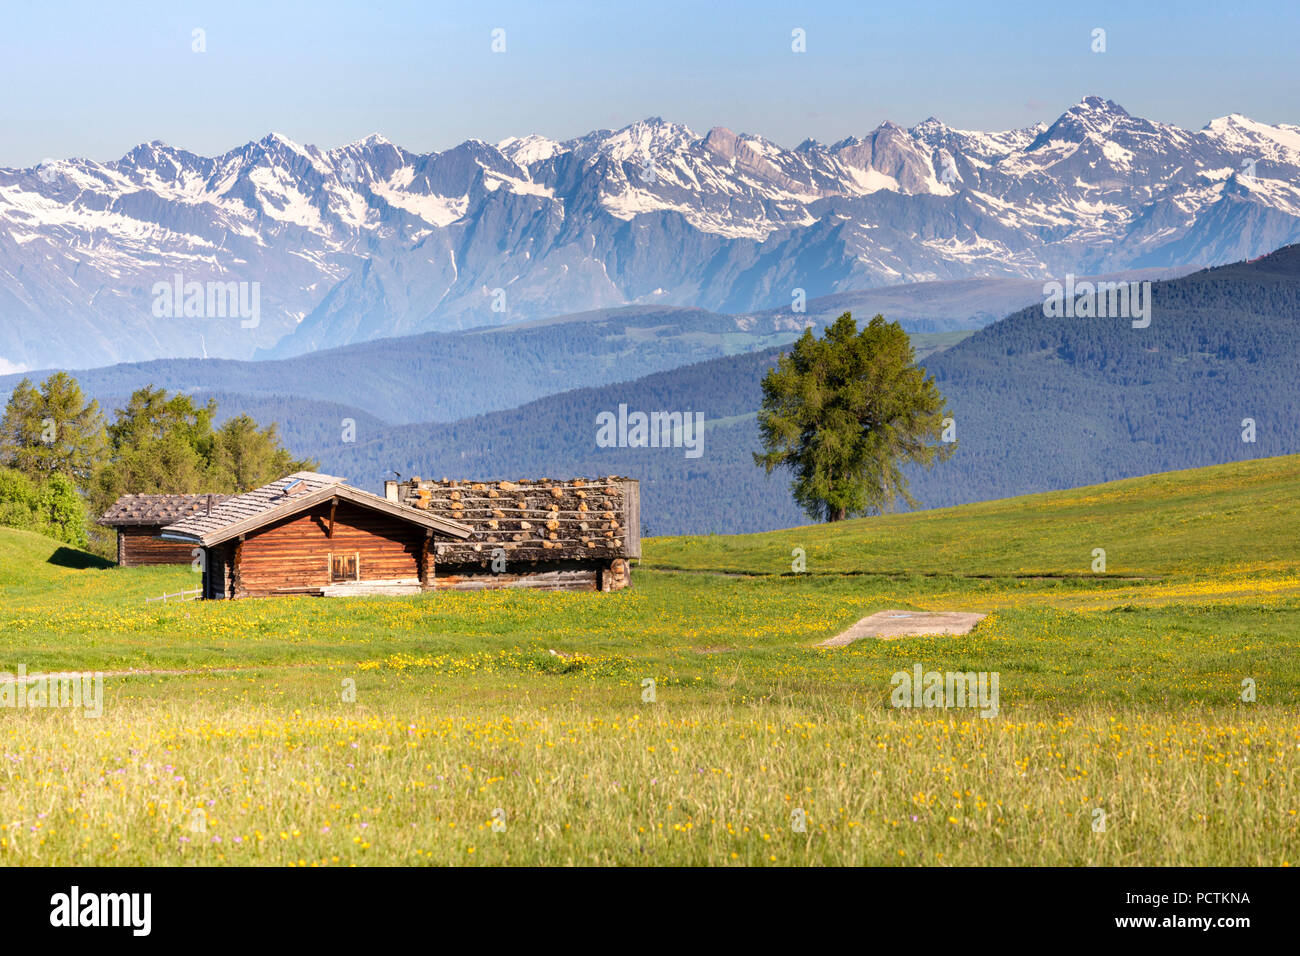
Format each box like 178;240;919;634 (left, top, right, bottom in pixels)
432;557;631;593
434;560;600;592
229;500;425;598
117;527;197;567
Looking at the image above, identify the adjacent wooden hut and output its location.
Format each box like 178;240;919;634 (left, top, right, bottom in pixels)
161;472;472;599
98;493;230;566
386;476;640;592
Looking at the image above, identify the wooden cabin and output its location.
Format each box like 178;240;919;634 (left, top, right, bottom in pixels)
161;472;472;599
99;493;230;566
386;476;640;592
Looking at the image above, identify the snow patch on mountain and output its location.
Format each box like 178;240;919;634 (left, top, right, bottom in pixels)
2;96;1299;370
498;134;563;166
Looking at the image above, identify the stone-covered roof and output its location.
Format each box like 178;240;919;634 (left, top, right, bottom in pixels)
99;493;230;527
395;476;640;566
162;472;472;547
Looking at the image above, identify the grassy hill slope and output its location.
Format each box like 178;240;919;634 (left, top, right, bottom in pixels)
646;454;1300;579
0;525;189;605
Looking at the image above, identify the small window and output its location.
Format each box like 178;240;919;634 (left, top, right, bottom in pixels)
330;552;359;582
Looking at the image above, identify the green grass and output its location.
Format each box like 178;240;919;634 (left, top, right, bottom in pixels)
646;454;1300;578
0;456;1298;865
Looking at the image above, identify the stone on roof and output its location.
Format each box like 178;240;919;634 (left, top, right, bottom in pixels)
395;476;640;565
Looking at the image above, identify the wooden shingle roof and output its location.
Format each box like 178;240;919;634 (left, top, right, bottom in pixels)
162;471;473;547
99;493;230;528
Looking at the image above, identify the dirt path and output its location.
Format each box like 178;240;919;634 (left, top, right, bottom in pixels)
817;609;987;647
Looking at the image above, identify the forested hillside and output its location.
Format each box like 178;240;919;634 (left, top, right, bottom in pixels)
1;271;1138;427
10;248;1294;535
321;348;803;534
0;306;797;426
918;244;1300;503
302;245;1300;534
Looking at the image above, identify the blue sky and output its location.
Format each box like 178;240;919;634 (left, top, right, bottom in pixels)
1;0;1296;165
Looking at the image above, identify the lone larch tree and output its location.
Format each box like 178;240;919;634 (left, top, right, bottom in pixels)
754;312;953;522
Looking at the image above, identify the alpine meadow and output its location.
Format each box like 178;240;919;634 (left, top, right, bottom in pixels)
0;3;1297;924
0;454;1296;866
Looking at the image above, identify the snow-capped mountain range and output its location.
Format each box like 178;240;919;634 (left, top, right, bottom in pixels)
3;95;1299;371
